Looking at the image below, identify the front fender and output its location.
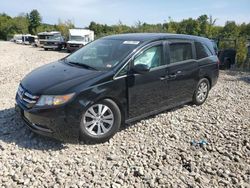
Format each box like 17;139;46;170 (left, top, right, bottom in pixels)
71;78;128;123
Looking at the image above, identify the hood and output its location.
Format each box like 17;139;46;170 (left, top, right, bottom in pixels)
21;60;102;95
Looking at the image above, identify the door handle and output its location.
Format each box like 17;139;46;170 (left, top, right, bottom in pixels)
169;73;177;77
168;71;182;79
160;76;168;81
160;74;176;80
160;71;182;81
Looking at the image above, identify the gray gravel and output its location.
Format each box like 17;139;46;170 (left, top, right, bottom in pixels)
0;41;250;187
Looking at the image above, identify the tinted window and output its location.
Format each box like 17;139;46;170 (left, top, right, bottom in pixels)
134;45;163;69
116;64;128;77
195;42;213;59
169;43;193;63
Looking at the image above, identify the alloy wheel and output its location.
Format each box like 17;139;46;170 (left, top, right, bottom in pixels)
196;82;208;103
83;104;114;136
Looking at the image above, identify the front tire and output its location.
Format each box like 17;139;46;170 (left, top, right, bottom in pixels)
57;45;62;51
80;99;121;143
192;78;210;105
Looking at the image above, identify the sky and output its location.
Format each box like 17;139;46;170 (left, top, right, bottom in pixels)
0;0;250;27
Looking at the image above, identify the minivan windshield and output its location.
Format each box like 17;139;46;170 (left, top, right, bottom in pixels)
65;39;140;70
70;36;85;41
47;35;62;41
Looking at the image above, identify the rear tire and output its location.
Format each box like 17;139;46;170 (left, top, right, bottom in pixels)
44;48;48;51
57;45;62;51
192;78;210;105
80;99;121;143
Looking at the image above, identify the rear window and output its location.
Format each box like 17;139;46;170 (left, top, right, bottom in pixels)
195;42;213;59
169;43;193;64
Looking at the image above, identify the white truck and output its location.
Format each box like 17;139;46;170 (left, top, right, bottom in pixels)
37;31;61;47
66;29;94;52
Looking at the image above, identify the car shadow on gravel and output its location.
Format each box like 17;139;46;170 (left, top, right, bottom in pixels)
0;103;192;148
238;76;250;84
0;108;66;151
224;70;250;84
122;103;191;130
37;48;69;54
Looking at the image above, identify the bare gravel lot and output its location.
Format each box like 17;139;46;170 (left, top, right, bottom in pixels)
0;41;249;187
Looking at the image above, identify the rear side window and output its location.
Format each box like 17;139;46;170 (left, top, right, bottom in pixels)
195;42;213;59
169;43;193;64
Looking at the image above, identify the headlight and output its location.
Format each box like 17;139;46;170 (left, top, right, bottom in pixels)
36;93;75;107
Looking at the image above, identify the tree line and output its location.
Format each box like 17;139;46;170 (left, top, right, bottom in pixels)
0;10;74;41
0;10;250;65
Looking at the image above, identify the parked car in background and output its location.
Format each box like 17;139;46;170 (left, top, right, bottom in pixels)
211;38;237;69
66;29;94;52
22;35;38;45
15;33;219;143
13;34;23;44
31;36;39;47
37;31;61;47
218;49;236;69
43;34;65;51
22;34;32;45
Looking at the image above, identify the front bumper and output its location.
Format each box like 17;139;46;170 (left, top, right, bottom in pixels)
15;98;80;143
44;45;59;49
66;44;82;52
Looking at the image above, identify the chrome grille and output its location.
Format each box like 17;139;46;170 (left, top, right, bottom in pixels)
70;44;81;48
17;85;39;108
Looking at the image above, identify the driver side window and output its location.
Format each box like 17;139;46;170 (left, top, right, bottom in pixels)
134;45;163;69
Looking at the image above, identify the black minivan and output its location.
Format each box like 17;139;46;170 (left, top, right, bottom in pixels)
15;33;219;143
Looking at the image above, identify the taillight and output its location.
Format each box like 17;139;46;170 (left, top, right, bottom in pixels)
217;60;220;68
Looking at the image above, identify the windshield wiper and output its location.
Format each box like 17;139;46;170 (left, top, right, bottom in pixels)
66;61;97;70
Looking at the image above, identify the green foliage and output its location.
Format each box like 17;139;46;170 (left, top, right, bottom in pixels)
0;13;13;40
27;9;42;34
197;15;209;36
89;21;113;38
0;11;250;67
55;19;75;39
236;38;247;67
12;14;29;34
177;18;199;35
37;24;57;33
222;21;240;38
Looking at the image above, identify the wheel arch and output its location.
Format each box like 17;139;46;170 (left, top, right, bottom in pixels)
203;76;211;90
198;69;212;90
93;96;126;126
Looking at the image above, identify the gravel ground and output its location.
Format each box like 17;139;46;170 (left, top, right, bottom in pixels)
0;41;249;188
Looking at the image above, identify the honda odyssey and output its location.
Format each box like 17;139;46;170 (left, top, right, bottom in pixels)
15;33;219;143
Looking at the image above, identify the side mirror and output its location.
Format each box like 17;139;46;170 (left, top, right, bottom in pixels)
133;64;150;74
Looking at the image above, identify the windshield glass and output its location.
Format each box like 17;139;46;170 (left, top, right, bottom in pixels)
71;36;85;41
65;39;140;70
47;35;62;40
